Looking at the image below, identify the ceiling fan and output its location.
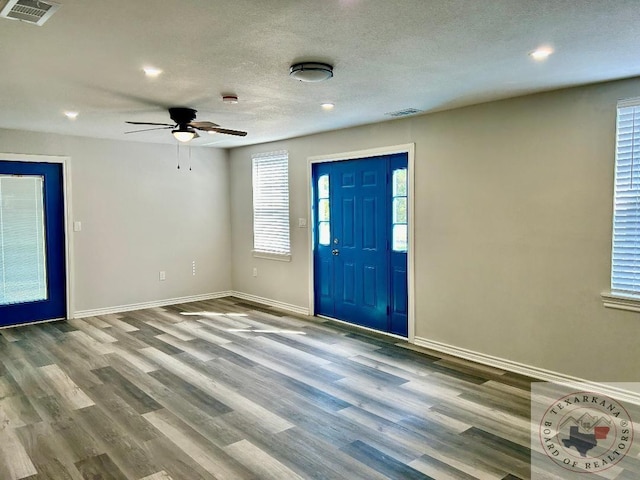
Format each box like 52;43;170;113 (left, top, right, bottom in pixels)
125;107;247;142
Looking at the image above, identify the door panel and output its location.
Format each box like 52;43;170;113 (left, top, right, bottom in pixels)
314;164;335;318
0;161;66;326
390;155;408;336
314;156;401;333
332;158;388;330
313;154;408;336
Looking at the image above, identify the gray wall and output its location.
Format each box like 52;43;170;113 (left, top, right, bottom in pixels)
229;77;640;381
0;130;232;312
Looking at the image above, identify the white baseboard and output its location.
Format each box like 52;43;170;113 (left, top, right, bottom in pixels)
73;291;233;318
229;291;310;316
414;337;640;406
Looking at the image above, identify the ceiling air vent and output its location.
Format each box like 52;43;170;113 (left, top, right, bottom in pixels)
385;108;423;117
0;0;60;26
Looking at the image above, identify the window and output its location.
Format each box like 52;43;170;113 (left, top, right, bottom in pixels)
0;175;47;305
612;99;640;294
317;174;330;246
252;151;290;258
392;167;408;252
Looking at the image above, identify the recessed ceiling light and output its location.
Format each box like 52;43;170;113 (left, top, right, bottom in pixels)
143;66;163;77
529;46;553;61
321;103;335;110
64;111;78;119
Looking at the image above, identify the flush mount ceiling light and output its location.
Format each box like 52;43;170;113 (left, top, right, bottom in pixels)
172;125;196;142
222;95;239;104
64;111;78;119
289;62;333;82
321;103;335;110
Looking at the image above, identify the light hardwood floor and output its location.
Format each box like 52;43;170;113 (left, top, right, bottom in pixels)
0;297;638;479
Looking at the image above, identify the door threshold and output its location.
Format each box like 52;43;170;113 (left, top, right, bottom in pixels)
317;314;408;341
0;317;66;330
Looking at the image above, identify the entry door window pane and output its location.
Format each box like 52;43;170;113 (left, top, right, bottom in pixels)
317;174;331;246
391;168;408;252
0;175;48;305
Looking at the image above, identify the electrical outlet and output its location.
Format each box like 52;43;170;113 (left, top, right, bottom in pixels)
159;271;166;281
192;261;196;276
252;267;258;277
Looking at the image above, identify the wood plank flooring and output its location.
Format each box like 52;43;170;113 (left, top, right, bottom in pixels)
0;297;638;479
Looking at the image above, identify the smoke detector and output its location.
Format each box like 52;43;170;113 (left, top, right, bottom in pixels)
222;95;239;104
0;0;60;26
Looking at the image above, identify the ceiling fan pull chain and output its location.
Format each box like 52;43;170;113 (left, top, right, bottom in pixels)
176;142;181;170
189;146;192;171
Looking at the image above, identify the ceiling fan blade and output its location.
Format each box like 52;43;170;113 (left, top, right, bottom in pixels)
125;121;175;126
125;126;174;134
210;127;248;137
189;121;219;129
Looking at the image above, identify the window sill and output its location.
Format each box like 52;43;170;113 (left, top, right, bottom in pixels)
602;291;640;313
252;250;291;262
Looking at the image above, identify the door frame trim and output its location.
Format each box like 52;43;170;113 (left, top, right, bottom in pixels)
307;143;415;342
0;153;74;321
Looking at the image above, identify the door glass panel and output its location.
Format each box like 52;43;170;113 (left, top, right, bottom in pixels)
317;174;330;246
319;222;330;245
318;199;330;221
393;197;407;224
0;175;48;306
391;168;408;252
393;168;407;196
393;224;408;252
318;174;329;198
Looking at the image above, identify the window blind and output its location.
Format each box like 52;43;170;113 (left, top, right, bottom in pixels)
252;151;290;255
612;99;640;293
0;175;47;306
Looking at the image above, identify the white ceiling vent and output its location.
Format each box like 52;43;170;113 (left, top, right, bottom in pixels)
0;0;60;26
385;108;423;117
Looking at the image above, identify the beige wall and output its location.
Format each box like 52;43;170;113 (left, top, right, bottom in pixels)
0;130;232;312
229;77;640;382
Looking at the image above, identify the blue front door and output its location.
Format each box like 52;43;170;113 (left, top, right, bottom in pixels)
0;161;67;326
313;153;408;336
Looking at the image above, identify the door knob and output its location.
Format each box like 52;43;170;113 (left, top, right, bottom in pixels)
332;249;339;256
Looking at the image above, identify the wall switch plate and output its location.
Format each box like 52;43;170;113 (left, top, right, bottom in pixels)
159;271;166;281
192;261;196;276
73;221;82;232
298;218;307;228
252;267;258;277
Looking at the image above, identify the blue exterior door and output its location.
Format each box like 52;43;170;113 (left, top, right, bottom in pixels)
313;153;408;336
0;161;67;326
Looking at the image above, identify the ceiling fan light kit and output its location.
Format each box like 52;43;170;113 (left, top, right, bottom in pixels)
289;62;333;82
172;126;196;142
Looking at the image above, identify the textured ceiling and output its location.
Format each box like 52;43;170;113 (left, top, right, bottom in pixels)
0;0;639;148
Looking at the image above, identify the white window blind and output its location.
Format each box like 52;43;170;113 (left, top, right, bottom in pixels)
612;98;640;293
0;175;48;306
252;151;290;255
